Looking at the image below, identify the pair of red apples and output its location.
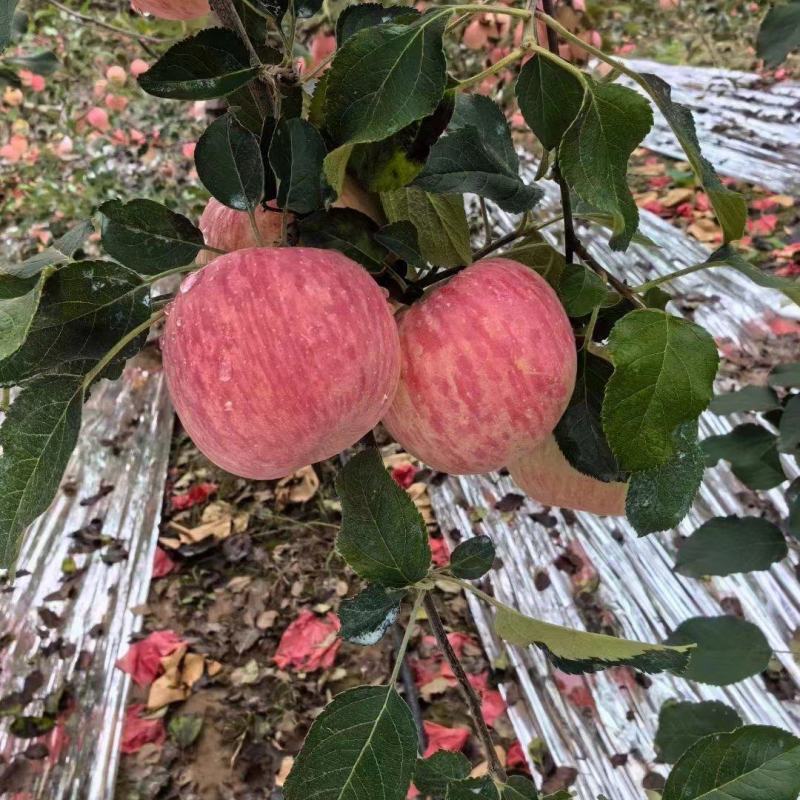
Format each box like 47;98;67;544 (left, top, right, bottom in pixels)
161;202;627;516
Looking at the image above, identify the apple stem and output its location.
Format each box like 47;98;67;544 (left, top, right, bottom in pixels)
423;593;508;782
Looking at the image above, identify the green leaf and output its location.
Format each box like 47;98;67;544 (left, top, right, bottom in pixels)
447;778;498;800
414;750;471;796
663;725;800;800
702;423;786;491
336;449;431;588
336;3;420;44
295;0;322;18
283;685;419;800
323;143;354;196
298;208;386;272
168;714;204;748
788;479;800;538
1;220;93;279
99;199;204;274
268;118;328;214
413;125;541;214
626;421;704;535
674;515;788;577
449;535;495;580
9;715;56;738
502;777;539;800
0;375;83;568
603;309;719;471
449;94;518;173
325;11;449;144
374;221;425;268
704;245;800;305
195;112;264;212
655;700;743;764
558;265;608;317
768;362;800;388
757;0;800;67
779;394;800;453
493;601;692;675
338;584;406;646
381;187;471;267
0;262;150;386
559;79;653;250
639;76;746;244
0;271;51;362
0;0;18;52
504;234;566;288
137;28;260;100
4;49;58;75
709;385;781;415
665;616;771;686
515;55;585;152
555;352;621;482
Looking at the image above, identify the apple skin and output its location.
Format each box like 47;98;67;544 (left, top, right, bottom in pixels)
196;200;284;267
130;0;209;20
196;178;382;266
382;258;577;474
162;247;401;479
509;436;628;516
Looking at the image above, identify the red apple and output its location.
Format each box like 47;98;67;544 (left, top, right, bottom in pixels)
509;436;628;516
162;247;401;479
382;258;577;474
130;0;209;20
196;200;284;267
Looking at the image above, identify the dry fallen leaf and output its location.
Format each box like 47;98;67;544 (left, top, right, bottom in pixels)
275;465;320;509
662;187;694;207
275;756;294;787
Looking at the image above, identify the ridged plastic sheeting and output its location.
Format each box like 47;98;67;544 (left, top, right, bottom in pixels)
0;365;173;799
427;175;800;795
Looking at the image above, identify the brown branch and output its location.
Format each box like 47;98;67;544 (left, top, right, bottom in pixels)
47;0;172;44
423;593;507;782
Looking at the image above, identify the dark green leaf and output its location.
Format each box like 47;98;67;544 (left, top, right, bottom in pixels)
559;79;653;250
626;421;704;535
768;362;800;388
248;0;287;20
195;112;264;211
655;699;743;764
757;0;800;67
603;309;719;471
674;515;787;577
138;28;259;100
449;94;518;174
449;535;495;579
9;715;56;738
0;262;150;386
702;423;786;490
414;750;471;796
295;0;322;18
99;199;204;274
447;778;498;800
0;271;51;362
336;3;420;44
374;221;425;267
705;244;800;305
504;234;566;288
298;208;387;272
0;0;18;52
515;55;584;151
169;714;204;747
268;118;328;214
0;375;83;568
336;448;431;587
639;76;746;244
283;685;419;800
558;265;608;317
1;220;93;279
338;584;406;645
501;776;539;800
663;725;800;800
709;385;781;415
665;616;771;686
325;11;450;144
555;352;621;482
381;187;471;267
494;600;692;675
414;125;542;213
779;394;800;453
4;50;58;75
